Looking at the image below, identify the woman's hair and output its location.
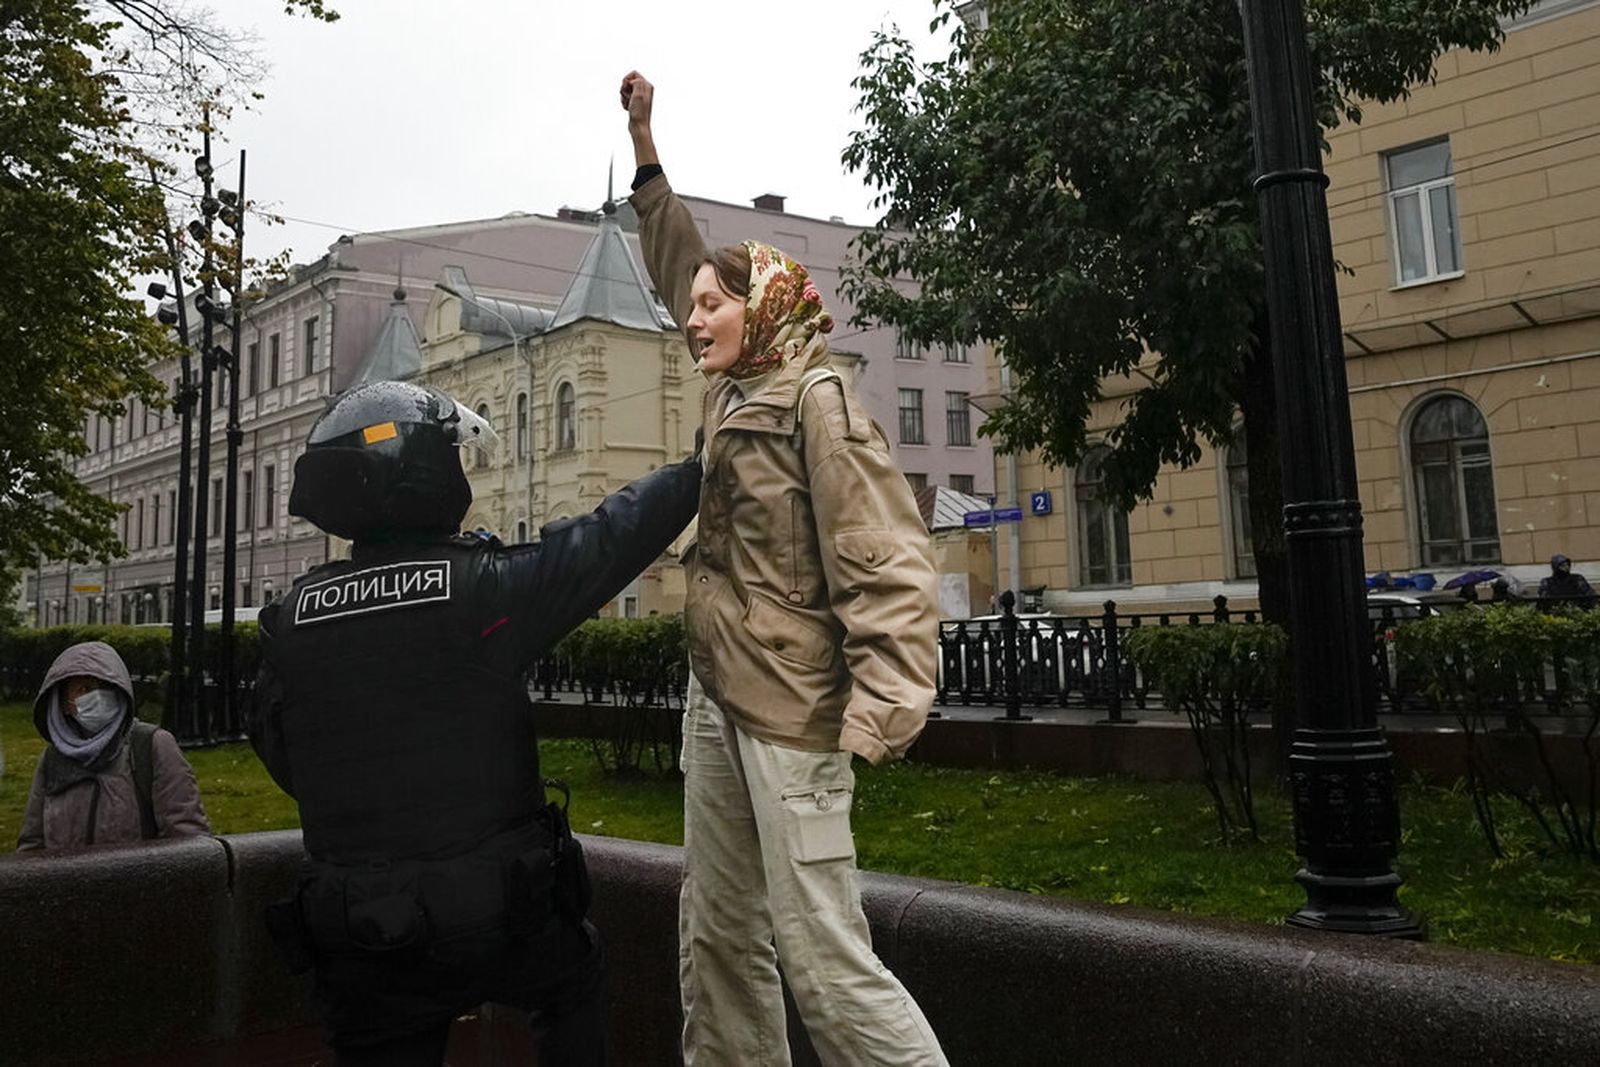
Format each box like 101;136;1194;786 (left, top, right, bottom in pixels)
697;244;752;299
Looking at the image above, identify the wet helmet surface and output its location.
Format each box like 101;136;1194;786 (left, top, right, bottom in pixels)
289;381;496;541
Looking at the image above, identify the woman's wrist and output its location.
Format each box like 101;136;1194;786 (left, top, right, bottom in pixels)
629;126;659;167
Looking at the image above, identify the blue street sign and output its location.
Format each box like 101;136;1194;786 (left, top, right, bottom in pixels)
1030;490;1053;516
963;506;1024;527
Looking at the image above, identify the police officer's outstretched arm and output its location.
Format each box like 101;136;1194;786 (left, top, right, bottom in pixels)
507;455;700;657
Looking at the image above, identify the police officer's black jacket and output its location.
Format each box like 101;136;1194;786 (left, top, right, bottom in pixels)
251;458;700;865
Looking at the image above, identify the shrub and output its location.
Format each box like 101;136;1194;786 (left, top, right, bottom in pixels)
1397;604;1598;862
553;616;687;776
1126;623;1288;841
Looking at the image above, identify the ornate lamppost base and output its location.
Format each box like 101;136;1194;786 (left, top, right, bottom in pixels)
1287;868;1427;939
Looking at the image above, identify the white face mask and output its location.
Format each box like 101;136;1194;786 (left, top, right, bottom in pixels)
71;688;123;734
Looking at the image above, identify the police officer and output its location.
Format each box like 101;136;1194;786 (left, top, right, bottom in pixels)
249;381;700;1065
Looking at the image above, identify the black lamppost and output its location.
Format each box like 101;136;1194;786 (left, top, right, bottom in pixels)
148;160;197;737
189;110;228;743
1237;0;1423;936
219;151;247;735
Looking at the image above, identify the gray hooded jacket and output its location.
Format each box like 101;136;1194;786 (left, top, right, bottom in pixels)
17;641;210;851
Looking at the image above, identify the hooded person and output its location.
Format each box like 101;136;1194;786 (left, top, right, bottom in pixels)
1539;554;1595;603
17;641;210;851
622;72;949;1067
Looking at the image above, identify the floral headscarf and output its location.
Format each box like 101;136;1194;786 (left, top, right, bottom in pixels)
724;240;834;380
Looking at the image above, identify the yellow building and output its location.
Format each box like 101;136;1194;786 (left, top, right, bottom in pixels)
994;0;1600;615
415;203;703;617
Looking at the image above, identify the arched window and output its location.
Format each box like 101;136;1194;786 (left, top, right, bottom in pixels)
1410;395;1499;566
516;520;528;543
516;393;529;460
557;383;576;451
1226;431;1255;579
473;404;492;470
1075;446;1131;586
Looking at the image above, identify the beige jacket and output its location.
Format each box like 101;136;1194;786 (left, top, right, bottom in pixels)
17;641;210;851
632;174;938;763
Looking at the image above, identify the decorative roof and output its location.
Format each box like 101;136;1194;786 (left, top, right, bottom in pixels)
351;288;423;385
439;266;553;340
916;485;995;531
548;202;673;333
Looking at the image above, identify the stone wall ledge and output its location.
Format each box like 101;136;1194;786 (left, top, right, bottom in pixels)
1;831;1595;1065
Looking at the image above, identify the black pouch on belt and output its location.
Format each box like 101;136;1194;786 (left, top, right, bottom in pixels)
544;777;592;922
263;893;314;974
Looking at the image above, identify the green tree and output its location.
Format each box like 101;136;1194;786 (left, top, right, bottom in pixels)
0;1;335;571
844;0;1533;624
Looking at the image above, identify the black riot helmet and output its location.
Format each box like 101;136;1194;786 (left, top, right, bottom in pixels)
289;381;498;542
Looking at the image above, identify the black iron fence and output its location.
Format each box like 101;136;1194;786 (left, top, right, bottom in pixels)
935;594;1596;720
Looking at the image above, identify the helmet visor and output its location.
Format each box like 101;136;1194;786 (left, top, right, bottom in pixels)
447;403;500;458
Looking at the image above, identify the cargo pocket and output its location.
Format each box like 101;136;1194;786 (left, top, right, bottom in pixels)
744;593;834;670
344;883;428;953
834;528;893;576
781;787;855;863
503;844;556;938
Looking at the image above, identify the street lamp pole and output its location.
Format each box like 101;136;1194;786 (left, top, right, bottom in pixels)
1237;0;1423;936
436;282;535;536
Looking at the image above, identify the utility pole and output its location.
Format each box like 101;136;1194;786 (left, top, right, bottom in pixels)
1237;0;1423;937
219;150;247;735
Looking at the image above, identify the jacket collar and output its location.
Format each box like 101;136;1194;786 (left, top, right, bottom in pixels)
708;334;832;440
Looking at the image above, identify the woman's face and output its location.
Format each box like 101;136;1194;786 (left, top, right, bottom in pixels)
60;675;98;718
686;263;745;374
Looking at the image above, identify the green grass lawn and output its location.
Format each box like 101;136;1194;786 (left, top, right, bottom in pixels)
3;702;1595;963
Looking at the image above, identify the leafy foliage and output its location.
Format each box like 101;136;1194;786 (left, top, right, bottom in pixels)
1126;623;1288;839
0;2;337;570
552;616;687;776
1397;605;1600;862
842;0;1535;594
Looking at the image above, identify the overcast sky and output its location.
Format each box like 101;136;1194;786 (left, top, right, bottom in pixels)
199;0;954;273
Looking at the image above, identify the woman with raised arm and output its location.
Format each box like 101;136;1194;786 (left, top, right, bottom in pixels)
621;71;948;1067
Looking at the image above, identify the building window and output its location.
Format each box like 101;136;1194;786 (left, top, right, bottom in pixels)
134;499;144;550
516;520;528;542
210;476;223;537
943;342;968;364
269;333;281;388
152;494;162;549
516;393;529;459
168;489;177;543
141;399;150;436
1410;395;1499;567
242;581;254;608
898;388;925;445
950;474;975;495
623;594;639;619
945;391;972;446
242;470;254;531
474;404;494;469
303;316;319;376
895;332;924;360
1225;431;1256;579
261;465;275;529
1385;140;1462;285
557;384;576;451
1076;446;1132;587
905;472;928;491
247;341;259;397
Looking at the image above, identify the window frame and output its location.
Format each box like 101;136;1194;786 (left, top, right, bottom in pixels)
1074;445;1132;588
945;391;972;447
1384;140;1464;287
1407;393;1500;568
556;383;577;452
898;388;926;445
